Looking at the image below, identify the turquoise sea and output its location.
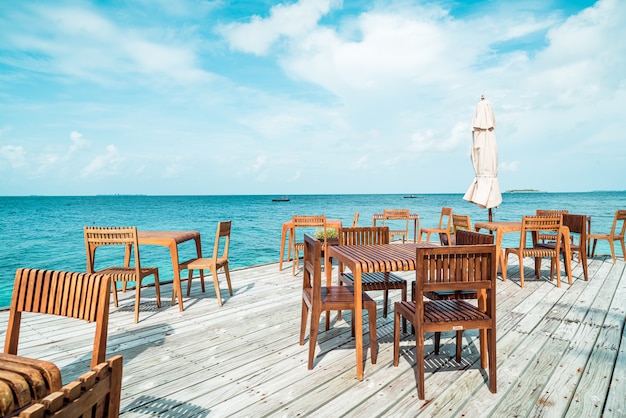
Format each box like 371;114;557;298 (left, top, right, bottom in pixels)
1;192;625;308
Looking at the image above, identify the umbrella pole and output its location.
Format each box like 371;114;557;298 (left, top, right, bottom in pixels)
488;208;493;222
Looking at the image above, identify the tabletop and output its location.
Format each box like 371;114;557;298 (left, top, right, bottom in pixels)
137;230;201;245
329;243;435;272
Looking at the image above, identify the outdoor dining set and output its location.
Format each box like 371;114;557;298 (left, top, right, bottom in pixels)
1;207;624;416
0;221;234;417
285;208;626;399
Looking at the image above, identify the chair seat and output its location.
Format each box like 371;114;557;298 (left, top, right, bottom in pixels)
396;299;490;325
341;272;406;291
424;290;477;300
303;286;376;310
509;248;558;257
97;266;159;281
180;257;228;270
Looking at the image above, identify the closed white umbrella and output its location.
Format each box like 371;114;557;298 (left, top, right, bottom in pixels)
463;96;502;221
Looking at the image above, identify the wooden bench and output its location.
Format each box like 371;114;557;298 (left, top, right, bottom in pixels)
13;355;122;418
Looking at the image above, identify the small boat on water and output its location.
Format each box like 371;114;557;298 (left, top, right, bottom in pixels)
272;196;290;202
403;194;422;199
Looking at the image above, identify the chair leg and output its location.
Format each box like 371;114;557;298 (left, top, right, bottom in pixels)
534;256;542;279
518;256;525;288
591;238;598;257
434;332;441;354
112;281;120;307
417;326;425;399
401;285;407;333
154;272;161;308
186;270;193;296
609;240;617;264
292;246;300;276
134;281;141;323
367;304;377;364
224;265;233;296
488;327;497;393
299;300;309;345
383;290;389;318
308;309;320;370
580;249;589;281
455;330;463;363
555;257;561;288
211;269;223;306
393;306;401;366
199;269;206;292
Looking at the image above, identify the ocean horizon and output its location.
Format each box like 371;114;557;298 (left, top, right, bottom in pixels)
1;191;625;308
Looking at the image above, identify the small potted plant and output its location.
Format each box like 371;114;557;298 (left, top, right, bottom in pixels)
314;228;339;247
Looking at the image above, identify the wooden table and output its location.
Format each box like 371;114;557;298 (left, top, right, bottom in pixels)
372;213;420;242
278;219;343;271
326;243;436;380
0;353;62;416
474;221;521;274
136;231;202;311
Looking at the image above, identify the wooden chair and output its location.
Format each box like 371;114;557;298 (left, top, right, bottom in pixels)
589;210;626;264
0;354;62;415
4;268;111;370
352;212;359;227
537;214;589;281
338;226;407;319
440;214;471;245
393;245;497;399
300;234;377;370
84;226;161;323
382;209;410;243
503;215;572;288
17;355;123;418
291;215;327;276
419;207;452;245
413;229;494;362
178;221;233;306
536;209;568;243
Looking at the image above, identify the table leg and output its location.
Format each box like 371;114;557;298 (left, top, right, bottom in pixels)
478;289;487;368
353;268;364;380
168;242;185;311
279;224;288;271
495;231;504;277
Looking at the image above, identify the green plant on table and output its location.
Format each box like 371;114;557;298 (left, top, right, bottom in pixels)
314;228;338;239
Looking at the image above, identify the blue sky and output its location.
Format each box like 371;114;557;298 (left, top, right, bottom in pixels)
1;0;623;196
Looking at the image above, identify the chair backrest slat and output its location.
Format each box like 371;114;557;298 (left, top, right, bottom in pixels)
84;226;142;274
303;234;322;301
415;245;496;293
213;221;232;260
455;229;494;245
519;215;562;249
612;210;626;236
5;268;111;370
339;226;390;246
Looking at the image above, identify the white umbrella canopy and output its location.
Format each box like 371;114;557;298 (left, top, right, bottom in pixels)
463;96;502;220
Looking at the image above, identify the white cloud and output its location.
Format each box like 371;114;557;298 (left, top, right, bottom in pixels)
500;161;519;172
6;3;213;85
218;0;340;55
82;145;125;177
0;145;27;168
69;131;87;154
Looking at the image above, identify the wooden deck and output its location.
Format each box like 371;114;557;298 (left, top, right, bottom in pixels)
1;254;625;417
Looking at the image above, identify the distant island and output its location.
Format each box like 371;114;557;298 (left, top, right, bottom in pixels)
504;189;546;193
